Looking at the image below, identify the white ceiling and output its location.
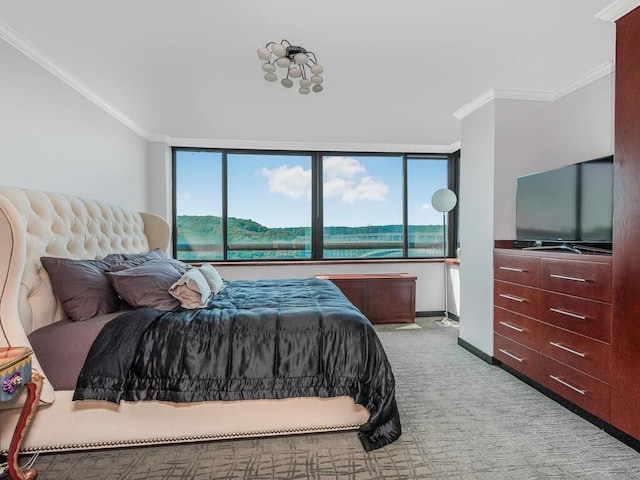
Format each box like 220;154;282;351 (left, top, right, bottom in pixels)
0;0;616;150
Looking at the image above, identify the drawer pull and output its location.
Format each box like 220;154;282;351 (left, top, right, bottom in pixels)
499;321;525;333
499;349;524;363
549;341;587;358
549;274;587;282
499;293;525;303
499;266;525;272
549;308;587;320
549;375;586;395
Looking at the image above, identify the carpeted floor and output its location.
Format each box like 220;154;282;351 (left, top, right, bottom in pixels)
15;319;640;479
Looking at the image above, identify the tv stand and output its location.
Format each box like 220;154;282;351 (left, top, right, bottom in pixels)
523;244;583;254
521;242;612;255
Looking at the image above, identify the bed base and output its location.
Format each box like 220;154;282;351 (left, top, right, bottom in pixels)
0;389;368;453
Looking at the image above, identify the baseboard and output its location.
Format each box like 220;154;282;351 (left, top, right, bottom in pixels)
416;311;460;322
457;337;493;364
495;360;640;454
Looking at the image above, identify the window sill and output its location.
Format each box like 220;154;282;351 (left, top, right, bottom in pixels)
189;258;444;267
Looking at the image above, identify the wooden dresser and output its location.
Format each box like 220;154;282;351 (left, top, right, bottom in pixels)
316;273;416;324
493;248;612;421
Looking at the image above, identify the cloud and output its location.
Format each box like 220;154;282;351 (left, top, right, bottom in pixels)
341;175;388;204
258;165;312;199
323;157;388;204
323;156;366;179
258;157;389;205
421;202;434;211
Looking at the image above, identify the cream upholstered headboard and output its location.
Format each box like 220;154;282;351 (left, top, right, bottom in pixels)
0;187;170;402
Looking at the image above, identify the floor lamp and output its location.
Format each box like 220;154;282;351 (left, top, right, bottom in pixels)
431;188;458;326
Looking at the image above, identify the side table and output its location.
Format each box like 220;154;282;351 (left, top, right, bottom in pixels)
1;347;43;480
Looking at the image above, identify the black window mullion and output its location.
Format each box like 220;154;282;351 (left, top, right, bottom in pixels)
312;153;323;260
171;147;178;258
222;151;228;261
402;154;409;257
447;150;460;257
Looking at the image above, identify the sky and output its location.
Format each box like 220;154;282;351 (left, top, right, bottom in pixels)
176;150;449;228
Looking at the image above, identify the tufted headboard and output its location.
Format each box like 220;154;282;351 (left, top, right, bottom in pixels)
0;187;171;402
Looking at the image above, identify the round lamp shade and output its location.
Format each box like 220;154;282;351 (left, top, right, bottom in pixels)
431;188;458;213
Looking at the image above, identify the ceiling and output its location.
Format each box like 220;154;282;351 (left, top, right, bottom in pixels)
0;0;616;150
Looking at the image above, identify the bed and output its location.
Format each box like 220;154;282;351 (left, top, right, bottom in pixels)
0;187;400;454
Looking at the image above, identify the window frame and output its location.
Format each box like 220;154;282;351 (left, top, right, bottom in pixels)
172;147;459;262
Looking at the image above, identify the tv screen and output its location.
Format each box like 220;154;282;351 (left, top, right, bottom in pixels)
516;156;613;243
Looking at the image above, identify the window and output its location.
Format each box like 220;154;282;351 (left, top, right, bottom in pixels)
226;152;312;260
407;157;450;257
173;148;457;262
322;154;404;259
174;150;223;261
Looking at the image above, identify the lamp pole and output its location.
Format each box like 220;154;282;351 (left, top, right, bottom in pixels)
431;188;458;325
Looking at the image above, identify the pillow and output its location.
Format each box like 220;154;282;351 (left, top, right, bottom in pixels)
40;256;123;321
105;249;188;274
197;263;225;294
105;259;183;311
169;269;212;309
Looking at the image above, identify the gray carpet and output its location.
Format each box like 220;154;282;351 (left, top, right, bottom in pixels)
23;319;640;479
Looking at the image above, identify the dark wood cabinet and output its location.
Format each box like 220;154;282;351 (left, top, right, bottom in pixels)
494;249;612;421
316;273;416;324
612;6;640;440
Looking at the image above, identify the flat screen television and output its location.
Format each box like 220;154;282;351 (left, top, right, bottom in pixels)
515;156;613;250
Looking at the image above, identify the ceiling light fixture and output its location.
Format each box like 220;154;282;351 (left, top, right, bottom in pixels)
257;39;324;95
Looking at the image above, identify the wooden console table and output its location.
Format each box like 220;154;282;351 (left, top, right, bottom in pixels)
316;273;417;324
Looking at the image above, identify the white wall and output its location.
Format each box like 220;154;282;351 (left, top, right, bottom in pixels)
459;73;614;357
146;141;172;218
458;102;496;355
0;39;148;210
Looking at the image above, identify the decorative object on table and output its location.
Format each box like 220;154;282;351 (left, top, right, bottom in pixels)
431;188;458;326
0;347;43;480
257;39;324;94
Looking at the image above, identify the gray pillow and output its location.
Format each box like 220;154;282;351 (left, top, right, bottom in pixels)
40;256;123;321
105;249;188;274
105;259;183;311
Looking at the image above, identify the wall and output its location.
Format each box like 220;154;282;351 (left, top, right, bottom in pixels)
458;102;496;355
459;73;614;357
0;38;148;210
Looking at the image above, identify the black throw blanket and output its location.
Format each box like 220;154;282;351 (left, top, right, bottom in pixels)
74;278;401;451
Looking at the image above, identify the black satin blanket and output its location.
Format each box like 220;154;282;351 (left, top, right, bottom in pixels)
73;278;401;451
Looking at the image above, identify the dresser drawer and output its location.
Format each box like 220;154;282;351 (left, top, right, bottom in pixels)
494;253;539;287
494;307;540;350
494;281;540;318
539;291;611;343
539;354;610;421
494;334;540;381
539;258;611;302
537;322;610;381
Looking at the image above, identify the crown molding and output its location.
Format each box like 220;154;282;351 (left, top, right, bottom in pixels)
0;20;149;139
452;90;496;120
552;60;614;100
162;137;460;154
596;0;640;22
452;61;615;120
